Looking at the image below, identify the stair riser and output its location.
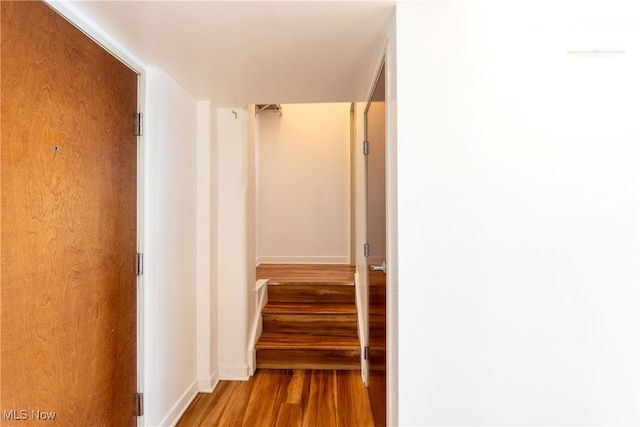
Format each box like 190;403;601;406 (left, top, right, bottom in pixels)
256;349;360;371
268;285;355;303
263;315;358;336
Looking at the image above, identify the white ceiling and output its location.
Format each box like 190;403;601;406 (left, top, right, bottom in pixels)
70;1;396;106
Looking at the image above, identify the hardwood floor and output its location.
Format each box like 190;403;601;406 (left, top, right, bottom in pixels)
176;369;374;427
177;264;370;425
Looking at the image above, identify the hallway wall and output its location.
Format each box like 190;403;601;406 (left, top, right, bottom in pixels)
145;68;199;427
196;101;218;392
257;103;351;264
396;2;640;425
217;107;256;380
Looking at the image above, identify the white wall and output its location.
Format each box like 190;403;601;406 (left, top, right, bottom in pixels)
396;1;640;425
217;107;255;380
245;105;258;372
196;101;218;392
258;103;352;264
209;102;220;390
144;68;199;426
255;114;261;265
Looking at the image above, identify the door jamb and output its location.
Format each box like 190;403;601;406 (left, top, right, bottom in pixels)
362;53;386;389
364;39;398;427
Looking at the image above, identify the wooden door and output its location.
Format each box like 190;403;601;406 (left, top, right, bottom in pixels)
1;2;139;426
365;63;386;426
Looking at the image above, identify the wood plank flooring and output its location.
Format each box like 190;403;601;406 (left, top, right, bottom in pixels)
176;369;374;427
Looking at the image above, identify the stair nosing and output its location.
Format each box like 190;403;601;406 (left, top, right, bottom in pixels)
262;302;356;314
267;281;355;287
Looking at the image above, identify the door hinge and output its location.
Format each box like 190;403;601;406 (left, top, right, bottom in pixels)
363;140;369;155
136;253;143;276
364;346;370;360
364;243;370;258
136;393;144;417
135;112;143;136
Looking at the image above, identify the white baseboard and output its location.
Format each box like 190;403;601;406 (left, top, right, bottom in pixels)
258;256;350;265
219;365;250;381
157;380;198;427
197;369;220;393
247;349;257;376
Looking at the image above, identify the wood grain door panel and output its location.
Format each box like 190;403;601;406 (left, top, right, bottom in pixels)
1;2;138;425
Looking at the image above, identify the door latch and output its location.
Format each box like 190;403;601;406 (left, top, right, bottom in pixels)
370;260;387;275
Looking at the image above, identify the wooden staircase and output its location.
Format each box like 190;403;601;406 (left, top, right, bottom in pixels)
255;266;360;370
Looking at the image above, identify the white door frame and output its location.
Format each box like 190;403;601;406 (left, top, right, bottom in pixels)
362;38;399;427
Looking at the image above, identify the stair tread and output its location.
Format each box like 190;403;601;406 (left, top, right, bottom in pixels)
268;281;354;286
256;333;360;350
263;302;356;314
